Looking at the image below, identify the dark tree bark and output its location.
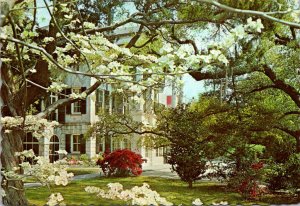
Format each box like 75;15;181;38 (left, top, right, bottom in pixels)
188;181;193;188
1;131;28;206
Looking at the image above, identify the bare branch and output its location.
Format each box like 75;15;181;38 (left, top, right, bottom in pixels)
171;26;199;54
249;85;276;93
262;65;300;108
26;79;68;98
133;34;158;48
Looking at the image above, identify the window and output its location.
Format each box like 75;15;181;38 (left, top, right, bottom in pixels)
156;147;164;157
98;90;104;109
122;139;131;150
49;93;58;121
72;135;80;152
96;89;111;114
111;139;121;151
96;136;105;153
23;133;39;156
145;147;151;158
143;89;153;113
49;135;60;163
113;93;124;114
104;90;110;113
71;88;81;114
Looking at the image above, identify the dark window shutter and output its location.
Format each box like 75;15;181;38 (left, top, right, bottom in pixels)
81;87;87;114
66;88;72;114
58;106;65;123
58;89;66;123
95;90;99;115
65;134;71;153
80;134;86;154
96;136;100;154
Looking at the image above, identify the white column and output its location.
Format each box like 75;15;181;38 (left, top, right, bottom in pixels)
86;136;96;158
39;137;50;161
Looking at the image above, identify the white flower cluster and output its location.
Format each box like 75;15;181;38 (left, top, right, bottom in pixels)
192;198;228;206
70;92;87;99
192;198;203;205
46;193;65;206
246;18;264;33
85;182;173;206
5;151;74;187
43;37;55;43
212;201;229;205
0;188;6;197
1;115;59;139
15;149;35;158
55;150;68;155
157;18;265;71
48;82;68;93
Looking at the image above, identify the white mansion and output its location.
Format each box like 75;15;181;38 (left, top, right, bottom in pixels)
23;26;182;168
24;73;181;168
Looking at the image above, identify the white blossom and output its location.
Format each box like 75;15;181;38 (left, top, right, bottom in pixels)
159;43;173;54
55;150;68;155
48;82;68;93
231;25;246;39
43;37;55;43
212;201;229;205
246;17;264;33
0;188;6;197
47;193;64;206
83;22;96;29
85;182;173;206
192;198;203;206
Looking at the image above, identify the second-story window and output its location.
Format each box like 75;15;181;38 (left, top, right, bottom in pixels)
72;88;81;114
50;92;58;121
95;89;110;114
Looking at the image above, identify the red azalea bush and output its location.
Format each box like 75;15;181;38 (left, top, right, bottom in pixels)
237;161;265;199
97;149;143;177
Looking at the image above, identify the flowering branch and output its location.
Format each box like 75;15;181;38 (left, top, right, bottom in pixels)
199;0;300;29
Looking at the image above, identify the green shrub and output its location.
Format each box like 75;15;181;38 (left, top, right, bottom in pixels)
266;154;300;191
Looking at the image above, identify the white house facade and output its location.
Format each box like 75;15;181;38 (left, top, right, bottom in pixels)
25;71;181;168
24;26;182;168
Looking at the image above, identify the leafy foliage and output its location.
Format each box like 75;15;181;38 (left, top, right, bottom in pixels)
97;149;143;177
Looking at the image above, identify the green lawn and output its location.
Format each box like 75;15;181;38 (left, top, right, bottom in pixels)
25;176;299;205
66;167;100;176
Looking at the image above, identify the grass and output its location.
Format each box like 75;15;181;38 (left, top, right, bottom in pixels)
25;176;300;205
66;167;100;176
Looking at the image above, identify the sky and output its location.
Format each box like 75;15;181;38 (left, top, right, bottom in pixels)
36;1;206;102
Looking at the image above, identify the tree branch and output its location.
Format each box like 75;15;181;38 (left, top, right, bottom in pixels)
171;26;199;54
36;80;102;118
249;85;276;93
262;65;300;108
199;0;300;29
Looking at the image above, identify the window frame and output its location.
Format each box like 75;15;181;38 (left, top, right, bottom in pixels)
71;88;81;114
50;92;58;120
156;147;164;157
71;134;81;153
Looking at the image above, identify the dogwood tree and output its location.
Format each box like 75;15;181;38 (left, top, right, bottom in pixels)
1;0;300;205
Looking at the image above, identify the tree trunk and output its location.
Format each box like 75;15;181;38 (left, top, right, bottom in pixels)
1;131;28;206
296;135;300;153
188;181;193;188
